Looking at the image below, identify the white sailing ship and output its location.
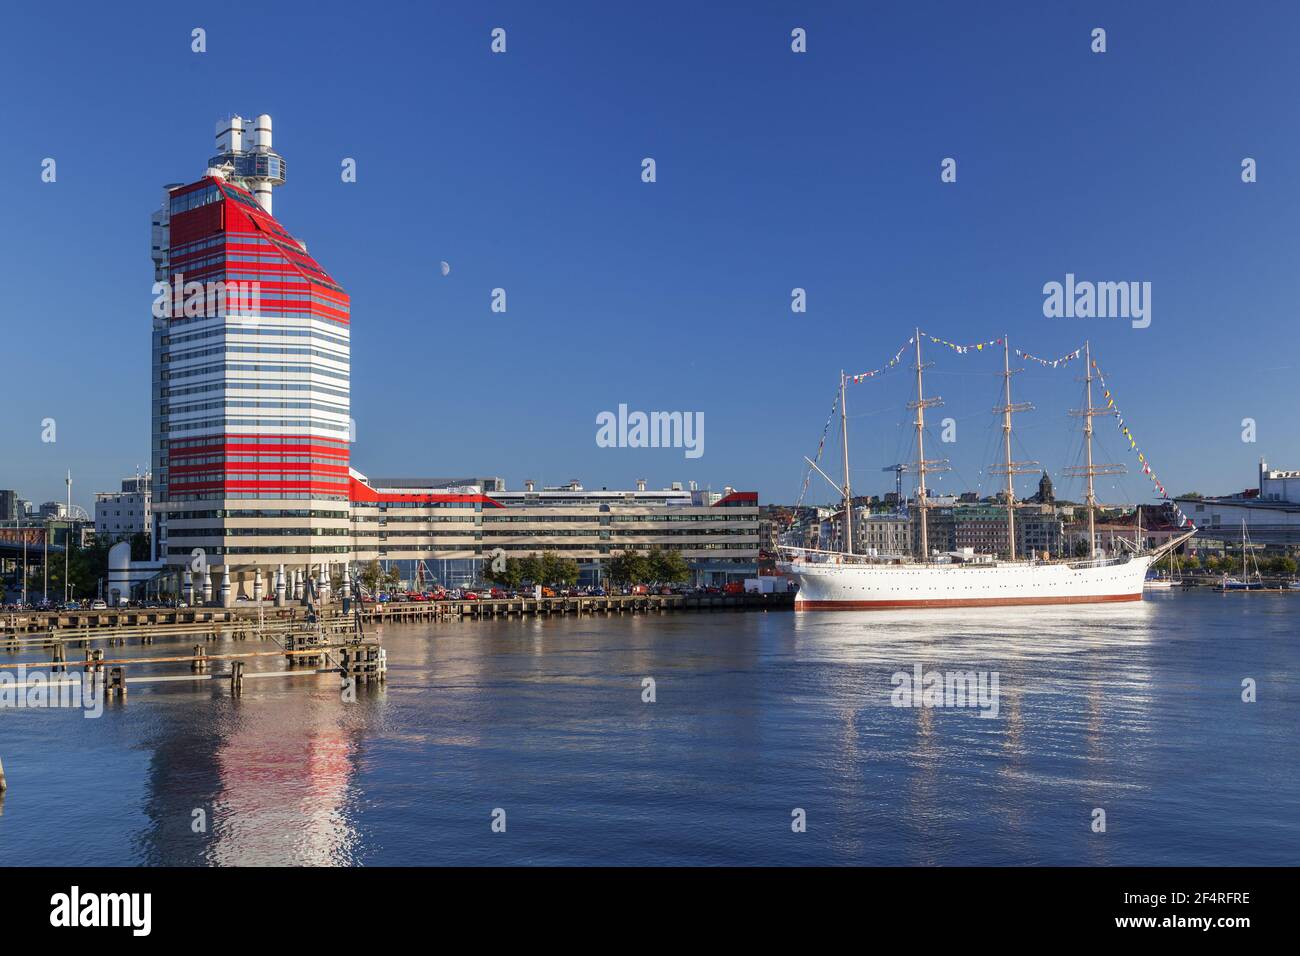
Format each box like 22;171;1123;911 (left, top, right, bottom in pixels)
780;332;1193;610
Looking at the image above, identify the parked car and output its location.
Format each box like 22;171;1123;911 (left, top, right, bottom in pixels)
90;600;107;610
591;587;607;596
723;582;745;595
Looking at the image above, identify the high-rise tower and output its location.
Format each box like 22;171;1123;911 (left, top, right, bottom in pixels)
150;115;351;601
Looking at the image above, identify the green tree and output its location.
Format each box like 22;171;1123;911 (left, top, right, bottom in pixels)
42;537;112;600
554;556;579;587
484;556;525;589
383;564;402;591
360;559;383;594
607;550;650;584
516;555;541;586
648;548;689;584
129;532;152;562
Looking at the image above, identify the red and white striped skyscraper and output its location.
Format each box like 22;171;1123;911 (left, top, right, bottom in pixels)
151;114;352;602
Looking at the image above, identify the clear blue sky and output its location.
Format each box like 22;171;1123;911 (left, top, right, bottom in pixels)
2;1;1298;510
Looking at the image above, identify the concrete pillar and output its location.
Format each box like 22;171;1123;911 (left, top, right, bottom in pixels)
341;563;352;613
220;566;232;608
293;568;304;601
202;567;213;605
275;564;286;607
317;563;329;604
183;569;194;606
253;568;263;602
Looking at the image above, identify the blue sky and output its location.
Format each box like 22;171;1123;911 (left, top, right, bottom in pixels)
2;1;1298;509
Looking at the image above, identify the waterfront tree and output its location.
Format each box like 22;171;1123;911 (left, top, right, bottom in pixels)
484;556;525;589
538;551;579;587
360;559;383;595
383;564;402;592
647;548;689;585
608;550;650;585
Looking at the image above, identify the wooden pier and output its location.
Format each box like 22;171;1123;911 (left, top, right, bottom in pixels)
3;591;793;639
363;591;793;623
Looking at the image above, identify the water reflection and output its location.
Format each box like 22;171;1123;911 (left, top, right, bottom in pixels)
2;594;1296;866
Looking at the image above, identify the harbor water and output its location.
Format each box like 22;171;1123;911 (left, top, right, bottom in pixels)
0;591;1296;866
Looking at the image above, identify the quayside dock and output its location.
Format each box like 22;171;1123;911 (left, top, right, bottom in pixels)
3;591;794;638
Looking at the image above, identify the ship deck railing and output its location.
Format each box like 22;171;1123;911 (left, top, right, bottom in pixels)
779;547;1137;570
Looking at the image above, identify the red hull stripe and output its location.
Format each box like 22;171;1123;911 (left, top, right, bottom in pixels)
794;593;1143;610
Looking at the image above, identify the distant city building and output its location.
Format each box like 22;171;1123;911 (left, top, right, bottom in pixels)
1028;471;1054;504
914;506;957;556
95;474;153;542
39;501;67;520
0;490;18;522
1016;506;1064;558
1175;459;1300;550
855;511;911;555
953;505;1010;556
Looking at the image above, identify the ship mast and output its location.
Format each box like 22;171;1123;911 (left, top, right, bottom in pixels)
992;336;1037;560
840;370;853;555
1085;340;1096;555
908;329;947;561
1066;340;1124;559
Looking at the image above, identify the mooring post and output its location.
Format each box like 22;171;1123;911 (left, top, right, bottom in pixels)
230;661;244;696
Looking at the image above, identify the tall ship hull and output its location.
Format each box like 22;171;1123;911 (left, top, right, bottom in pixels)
785;553;1155;610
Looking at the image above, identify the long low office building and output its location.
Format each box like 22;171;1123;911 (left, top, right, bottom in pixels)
351;474;759;590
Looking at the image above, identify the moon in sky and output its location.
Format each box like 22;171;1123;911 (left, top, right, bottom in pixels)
440;261;451;276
